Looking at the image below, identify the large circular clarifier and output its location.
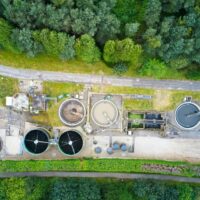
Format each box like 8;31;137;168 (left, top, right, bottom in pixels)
175;102;200;129
91;100;118;127
59;99;86;126
58;130;83;155
24;129;49;154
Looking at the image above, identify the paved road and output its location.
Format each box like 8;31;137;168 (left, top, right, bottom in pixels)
0;172;200;183
0;65;200;91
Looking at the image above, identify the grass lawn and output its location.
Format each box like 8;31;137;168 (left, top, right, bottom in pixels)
43;81;84;97
0;158;200;177
128;113;144;119
0;76;18;105
167;90;200;110
0;50;113;75
0;50;187;79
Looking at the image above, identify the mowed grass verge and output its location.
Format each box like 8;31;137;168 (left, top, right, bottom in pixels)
0;159;200;178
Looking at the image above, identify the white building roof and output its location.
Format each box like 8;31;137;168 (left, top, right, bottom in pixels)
6;97;13;107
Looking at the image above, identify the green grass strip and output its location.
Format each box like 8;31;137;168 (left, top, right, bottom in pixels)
0;159;199;177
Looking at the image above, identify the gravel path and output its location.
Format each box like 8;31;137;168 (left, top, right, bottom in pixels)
0;172;200;183
0;65;200;91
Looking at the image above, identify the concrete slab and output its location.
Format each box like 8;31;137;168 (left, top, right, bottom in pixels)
5;136;23;156
134;136;200;161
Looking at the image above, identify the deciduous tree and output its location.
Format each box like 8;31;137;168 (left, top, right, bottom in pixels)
75;34;100;63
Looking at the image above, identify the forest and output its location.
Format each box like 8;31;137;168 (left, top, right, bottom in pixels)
0;0;200;79
0;177;200;200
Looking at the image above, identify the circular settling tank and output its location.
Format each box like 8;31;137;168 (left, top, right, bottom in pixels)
91;100;118;127
58;130;83;155
59;99;86;126
24;129;49;154
175;102;200;129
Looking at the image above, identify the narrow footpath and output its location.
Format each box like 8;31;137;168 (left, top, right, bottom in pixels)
0;172;200;183
0;65;200;91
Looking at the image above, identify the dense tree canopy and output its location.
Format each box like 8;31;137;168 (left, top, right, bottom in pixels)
144;0;200;70
33;29;75;60
0;0;120;43
0;0;200;79
0;177;200;200
0;18;15;51
11;28;42;57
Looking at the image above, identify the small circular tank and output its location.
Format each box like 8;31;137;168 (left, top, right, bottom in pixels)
107;147;113;154
175;102;200;129
59;99;86;126
24;129;49;155
113;142;120;150
95;147;102;154
121;144;127;152
58;130;83;155
91;100;118;127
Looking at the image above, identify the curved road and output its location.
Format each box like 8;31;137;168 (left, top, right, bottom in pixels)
0;172;200;183
0;65;200;91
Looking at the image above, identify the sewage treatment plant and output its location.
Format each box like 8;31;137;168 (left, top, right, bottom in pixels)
0;79;200;161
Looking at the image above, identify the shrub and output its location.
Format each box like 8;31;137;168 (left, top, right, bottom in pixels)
113;63;128;75
75;34;101;63
186;68;200;80
169;57;190;70
139;59;169;79
103;38;142;65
